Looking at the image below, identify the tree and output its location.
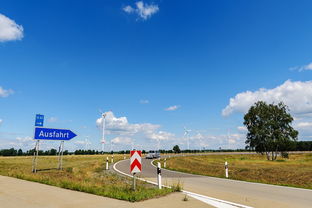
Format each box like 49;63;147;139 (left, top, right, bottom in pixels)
50;148;57;155
17;149;23;156
173;145;181;153
244;101;298;160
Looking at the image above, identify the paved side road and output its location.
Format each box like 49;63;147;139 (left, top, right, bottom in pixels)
0;175;212;208
115;158;312;208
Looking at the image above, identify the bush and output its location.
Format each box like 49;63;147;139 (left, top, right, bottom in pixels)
281;152;289;159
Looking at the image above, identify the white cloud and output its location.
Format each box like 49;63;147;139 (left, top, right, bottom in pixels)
16;136;33;143
290;62;312;72
74;140;87;145
123;5;134;13
296;122;312;128
123;1;159;20
293;120;312;139
7;136;35;150
47;117;58;123
146;131;175;141
165;105;180;111
0;86;14;97
74;139;91;149
95;111;180;150
140;99;149;104
188;133;246;150
0;13;23;42
95;111;249;150
222;80;312;117
96;111;160;136
237;126;247;132
111;136;132;144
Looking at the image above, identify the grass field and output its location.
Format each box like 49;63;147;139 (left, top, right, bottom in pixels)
159;153;312;189
0;154;174;201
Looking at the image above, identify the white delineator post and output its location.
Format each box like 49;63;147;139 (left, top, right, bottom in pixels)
123;153;126;160
106;157;109;170
164;158;166;168
157;162;162;189
111;155;114;163
225;161;229;178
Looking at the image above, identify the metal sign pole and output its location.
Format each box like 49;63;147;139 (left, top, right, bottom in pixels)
58;141;64;170
60;141;64;170
34;140;40;173
32;140;39;173
132;173;136;191
58;141;61;169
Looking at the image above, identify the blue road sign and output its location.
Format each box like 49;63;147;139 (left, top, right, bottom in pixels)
34;127;77;141
35;114;44;127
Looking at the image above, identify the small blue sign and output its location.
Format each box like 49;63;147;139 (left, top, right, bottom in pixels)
35;114;44;127
34;127;77;141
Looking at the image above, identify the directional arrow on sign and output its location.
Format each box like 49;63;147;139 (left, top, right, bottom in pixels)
130;150;142;173
131;159;142;173
34;127;77;141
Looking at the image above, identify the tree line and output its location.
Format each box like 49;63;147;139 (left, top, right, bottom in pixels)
0;141;311;157
0;148;69;156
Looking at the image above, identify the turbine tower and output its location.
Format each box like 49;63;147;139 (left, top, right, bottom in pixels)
110;140;113;152
100;111;107;153
196;131;204;151
184;126;191;150
85;136;91;150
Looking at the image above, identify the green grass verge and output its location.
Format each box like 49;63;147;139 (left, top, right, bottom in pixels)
0;155;174;202
156;153;312;189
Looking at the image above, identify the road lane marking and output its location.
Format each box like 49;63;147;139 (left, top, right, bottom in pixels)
113;160;253;208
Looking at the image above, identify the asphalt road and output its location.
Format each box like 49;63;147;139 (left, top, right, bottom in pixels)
115;158;312;208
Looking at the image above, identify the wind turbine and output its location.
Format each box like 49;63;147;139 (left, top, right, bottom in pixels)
195;131;204;151
131;140;135;150
157;138;160;151
110;140;113;152
184;126;192;150
85;136;91;150
99;110;107;153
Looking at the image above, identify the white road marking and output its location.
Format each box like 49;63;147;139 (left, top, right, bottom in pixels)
113;160;253;208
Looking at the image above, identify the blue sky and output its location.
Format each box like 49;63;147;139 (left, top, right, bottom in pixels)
1;0;312;151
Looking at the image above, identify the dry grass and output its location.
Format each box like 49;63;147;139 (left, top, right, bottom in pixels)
0;154;174;201
161;153;312;189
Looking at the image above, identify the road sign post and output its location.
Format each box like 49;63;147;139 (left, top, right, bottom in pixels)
32;114;77;173
32;140;40;173
133;173;136;191
130;150;142;191
58;141;64;170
